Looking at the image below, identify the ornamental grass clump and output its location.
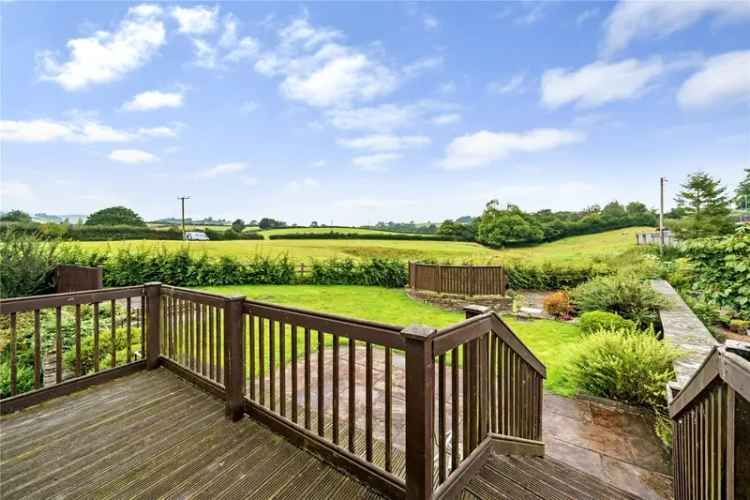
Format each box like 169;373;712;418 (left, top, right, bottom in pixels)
571;273;668;326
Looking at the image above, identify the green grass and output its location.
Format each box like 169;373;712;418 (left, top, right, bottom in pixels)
256;226;415;239
70;226;648;267
199;284;579;395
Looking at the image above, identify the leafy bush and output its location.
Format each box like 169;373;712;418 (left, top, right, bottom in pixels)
0;229;59;298
0;362;34;398
505;262;608;290
579;311;635;335
571;273;668;326
679;292;721;327
85;206;146;226
306;258;407;288
683;226;750;320
543;291;571;318
729;319;750;334
571;329;679;411
64;326;142;375
269;232;456;241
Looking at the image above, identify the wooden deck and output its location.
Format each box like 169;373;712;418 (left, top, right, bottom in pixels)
0;369;383;500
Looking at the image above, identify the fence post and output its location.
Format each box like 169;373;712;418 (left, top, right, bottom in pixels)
223;294;245;421
144;282;161;369
402;324;437;500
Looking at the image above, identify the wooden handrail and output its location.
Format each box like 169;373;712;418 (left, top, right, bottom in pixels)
0;285;145;313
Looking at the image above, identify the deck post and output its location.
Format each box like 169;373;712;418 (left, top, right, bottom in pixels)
402;324;437;500
223;294;245;421
464;304;489;319
145;282;161;369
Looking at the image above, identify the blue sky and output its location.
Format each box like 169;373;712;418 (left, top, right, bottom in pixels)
1;1;748;225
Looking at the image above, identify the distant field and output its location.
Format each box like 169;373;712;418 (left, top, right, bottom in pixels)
256;226;416;239
71;226;648;266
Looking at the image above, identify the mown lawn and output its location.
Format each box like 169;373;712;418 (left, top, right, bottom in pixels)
72;226;648;267
199;284;578;396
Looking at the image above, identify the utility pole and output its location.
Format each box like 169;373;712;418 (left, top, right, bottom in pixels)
177;196;190;240
659;177;667;256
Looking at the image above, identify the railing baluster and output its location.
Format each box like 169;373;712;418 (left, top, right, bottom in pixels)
317;330;325;437
304;326;311;429
249;313;256;399
209;305;215;381
33;309;41;389
385;346;393;473
126;297;132;363
438;353;446;484
93;302;100;372
270;319;276;411
332;334;339;445
109;300;116;370
75;304;81;377
10;312;17;396
366;341;373;462
451;346;459;473
279;320;286;417
291;324;297;423
490;332;496;433
462;343;469;458
348;339;356;453
259;317;265;405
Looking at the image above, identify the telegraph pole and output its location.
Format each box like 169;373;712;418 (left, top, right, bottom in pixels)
177;196;190;240
659;177;666;256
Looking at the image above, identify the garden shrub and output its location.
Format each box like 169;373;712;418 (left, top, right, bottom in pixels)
64;326;142;375
306;258;407;288
679;291;721;328
0;362;34;398
505;262;609;290
570;329;679;411
683;226;750;320
579;311;635;335
729;319;750;334
543;291;571;318
0;229;59;298
571;273;668;326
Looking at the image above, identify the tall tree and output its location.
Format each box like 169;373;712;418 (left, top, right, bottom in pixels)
735;167;750;210
85;206;146;226
673;172;733;238
0;209;32;223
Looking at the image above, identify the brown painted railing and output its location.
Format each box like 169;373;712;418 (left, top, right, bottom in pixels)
0;285;546;500
409;262;506;296
670;344;750;499
0;285;152;412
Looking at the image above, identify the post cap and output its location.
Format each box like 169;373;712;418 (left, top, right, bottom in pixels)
224;294;245;302
463;304;489;317
401;324;437;341
144;281;162;287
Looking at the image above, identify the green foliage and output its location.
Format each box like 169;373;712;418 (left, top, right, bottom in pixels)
307;258;408;288
231;219;246;232
672;171;734;239
204;227;262;240
268;232;455;241
0;229;59;298
0;222;184;241
0;363;34;398
438;219;477;241
735;168;750;210
683;226;750;319
543;291;571;318
570;329;679;411
579;311;635;335
85;206;146;227
505;262;607;290
0;209;32;223
64;326;142;374
571;273;668;325
258;217;287;229
477;201;545;246
729;319;750;334
680;292;721;327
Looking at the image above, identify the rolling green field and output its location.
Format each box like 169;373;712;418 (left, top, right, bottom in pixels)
70;226;648;266
255;226;417;239
200;284;579;395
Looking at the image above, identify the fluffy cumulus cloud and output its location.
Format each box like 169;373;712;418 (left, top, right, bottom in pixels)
123;90;184;111
602;0;750;56
37;4;165;90
171;5;219;35
352;153;402;171
677;50;750;109
337;134;430;151
326;104;417;132
197;162;247;178
0;118;178;142
541;58;664;108
254;18;398;108
438;129;585;170
109;149;158;163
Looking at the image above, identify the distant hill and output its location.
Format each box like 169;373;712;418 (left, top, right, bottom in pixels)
31;213;87;223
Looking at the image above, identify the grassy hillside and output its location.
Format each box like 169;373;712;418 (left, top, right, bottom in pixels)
257;226;414;239
70;226;648;266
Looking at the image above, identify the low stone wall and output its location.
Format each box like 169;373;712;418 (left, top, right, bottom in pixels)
406;288;512;312
652;279;718;393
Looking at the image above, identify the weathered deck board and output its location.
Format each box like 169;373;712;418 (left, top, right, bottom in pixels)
0;369;383;500
461;454;640;500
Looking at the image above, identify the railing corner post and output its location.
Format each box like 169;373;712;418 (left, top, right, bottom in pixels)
144;282;162;369
402;324;437;500
223;294;245;421
463;304;489;319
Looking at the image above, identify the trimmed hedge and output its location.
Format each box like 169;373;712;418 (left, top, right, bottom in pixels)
505;263;608;290
268;232;460;241
0;222;262;241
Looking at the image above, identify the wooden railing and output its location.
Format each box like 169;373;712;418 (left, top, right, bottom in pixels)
670;344;750;499
0;285;546;499
0;285;152;413
409;262;506;296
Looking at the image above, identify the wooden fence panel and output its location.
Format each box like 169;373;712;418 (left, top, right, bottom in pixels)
409;263;506;296
55;265;103;293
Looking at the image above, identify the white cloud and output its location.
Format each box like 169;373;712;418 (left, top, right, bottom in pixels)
192;38;218;68
576;8;599;26
403;56;443;78
286;177;320;193
37;4;165;90
423;15;439;31
541;58;664;108
219;14;239;48
602;0;750;56
515;3;546;25
123;90;183;111
109;149;158;163
438;128;585;170
197;162;247;178
0;119;173;143
352;153;402;171
677;50;750;109
337;134;430;151
225;37;259;62
326;104;417;132
438;81;456;94
254;18;398;107
487;73;526;95
137;126;179;138
171;5;218;35
0;181;34;202
431;113;462;125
